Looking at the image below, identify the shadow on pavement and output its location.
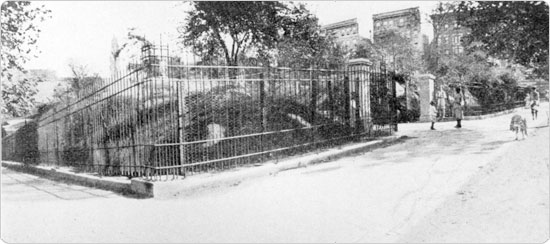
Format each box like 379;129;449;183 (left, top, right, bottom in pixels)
365;128;503;164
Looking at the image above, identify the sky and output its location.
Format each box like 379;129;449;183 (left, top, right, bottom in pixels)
23;1;440;78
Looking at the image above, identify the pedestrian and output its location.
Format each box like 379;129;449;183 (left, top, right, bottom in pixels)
453;87;464;128
429;101;437;130
436;85;447;120
531;87;540;120
525;92;531;109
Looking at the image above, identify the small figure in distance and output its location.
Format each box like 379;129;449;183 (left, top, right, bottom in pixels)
453;87;464;128
436;85;447;121
530;87;540;120
430;101;437;130
509;114;527;140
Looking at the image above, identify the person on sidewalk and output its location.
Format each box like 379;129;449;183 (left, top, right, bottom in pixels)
531;87;540;120
436;85;447;121
525;92;531;109
453;87;464;128
429;101;437;130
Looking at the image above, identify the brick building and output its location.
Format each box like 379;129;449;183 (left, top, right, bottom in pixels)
322;18;368;53
430;12;470;55
372;7;424;53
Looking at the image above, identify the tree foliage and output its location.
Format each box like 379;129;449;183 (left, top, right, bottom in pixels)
1;1;50;117
352;39;378;60
180;1;287;66
457;1;549;77
374;30;423;74
53;62;102;102
274;3;340;68
179;1;337;67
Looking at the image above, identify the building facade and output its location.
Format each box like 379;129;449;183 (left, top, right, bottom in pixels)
322;18;367;52
430;13;470;55
372;7;423;52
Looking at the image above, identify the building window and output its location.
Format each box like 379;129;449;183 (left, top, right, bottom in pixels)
453;46;460;54
399;18;404;25
458;46;464;53
453;35;460;44
376;22;380;27
454;22;459;28
444;24;449;29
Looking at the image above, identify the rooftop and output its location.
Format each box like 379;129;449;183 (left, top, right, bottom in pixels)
322;18;358;30
373;7;419;20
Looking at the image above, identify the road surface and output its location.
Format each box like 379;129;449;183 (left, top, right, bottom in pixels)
1;103;549;243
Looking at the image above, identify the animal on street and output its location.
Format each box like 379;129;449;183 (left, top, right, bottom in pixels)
509;114;528;140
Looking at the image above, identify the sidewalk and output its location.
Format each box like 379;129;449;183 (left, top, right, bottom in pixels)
2;134;404;198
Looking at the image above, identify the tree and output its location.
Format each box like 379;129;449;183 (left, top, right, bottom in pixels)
352;39;378;60
457;1;549;78
179;1;289;67
1;1;50;117
274;3;346;68
180;1;332;69
374;30;423;74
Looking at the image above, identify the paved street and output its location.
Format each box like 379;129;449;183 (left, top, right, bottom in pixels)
1;103;549;243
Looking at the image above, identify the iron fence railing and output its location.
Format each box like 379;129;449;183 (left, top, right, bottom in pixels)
2;45;398;180
464;100;525;116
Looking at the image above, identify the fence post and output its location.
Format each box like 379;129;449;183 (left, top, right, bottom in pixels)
260;70;267;132
327;78;333;119
310;67;317;127
343;76;351;128
416;73;436;122
310;66;318;144
392;73;398;132
348;58;373;135
177;80;186;175
354;77;362;132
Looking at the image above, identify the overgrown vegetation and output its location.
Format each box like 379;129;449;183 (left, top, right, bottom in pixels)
29;71;395;177
1;1;51;117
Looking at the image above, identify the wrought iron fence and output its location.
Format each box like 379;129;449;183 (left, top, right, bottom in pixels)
3;45;398;180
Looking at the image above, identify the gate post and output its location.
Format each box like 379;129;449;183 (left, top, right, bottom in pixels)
416;73;436;122
348;58;372;134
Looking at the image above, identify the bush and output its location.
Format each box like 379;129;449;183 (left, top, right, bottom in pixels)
12;121;39;164
395;95;419;122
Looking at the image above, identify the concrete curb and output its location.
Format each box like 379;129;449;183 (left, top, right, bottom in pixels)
1;161;137;196
3;135;404;198
132;135;404;198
